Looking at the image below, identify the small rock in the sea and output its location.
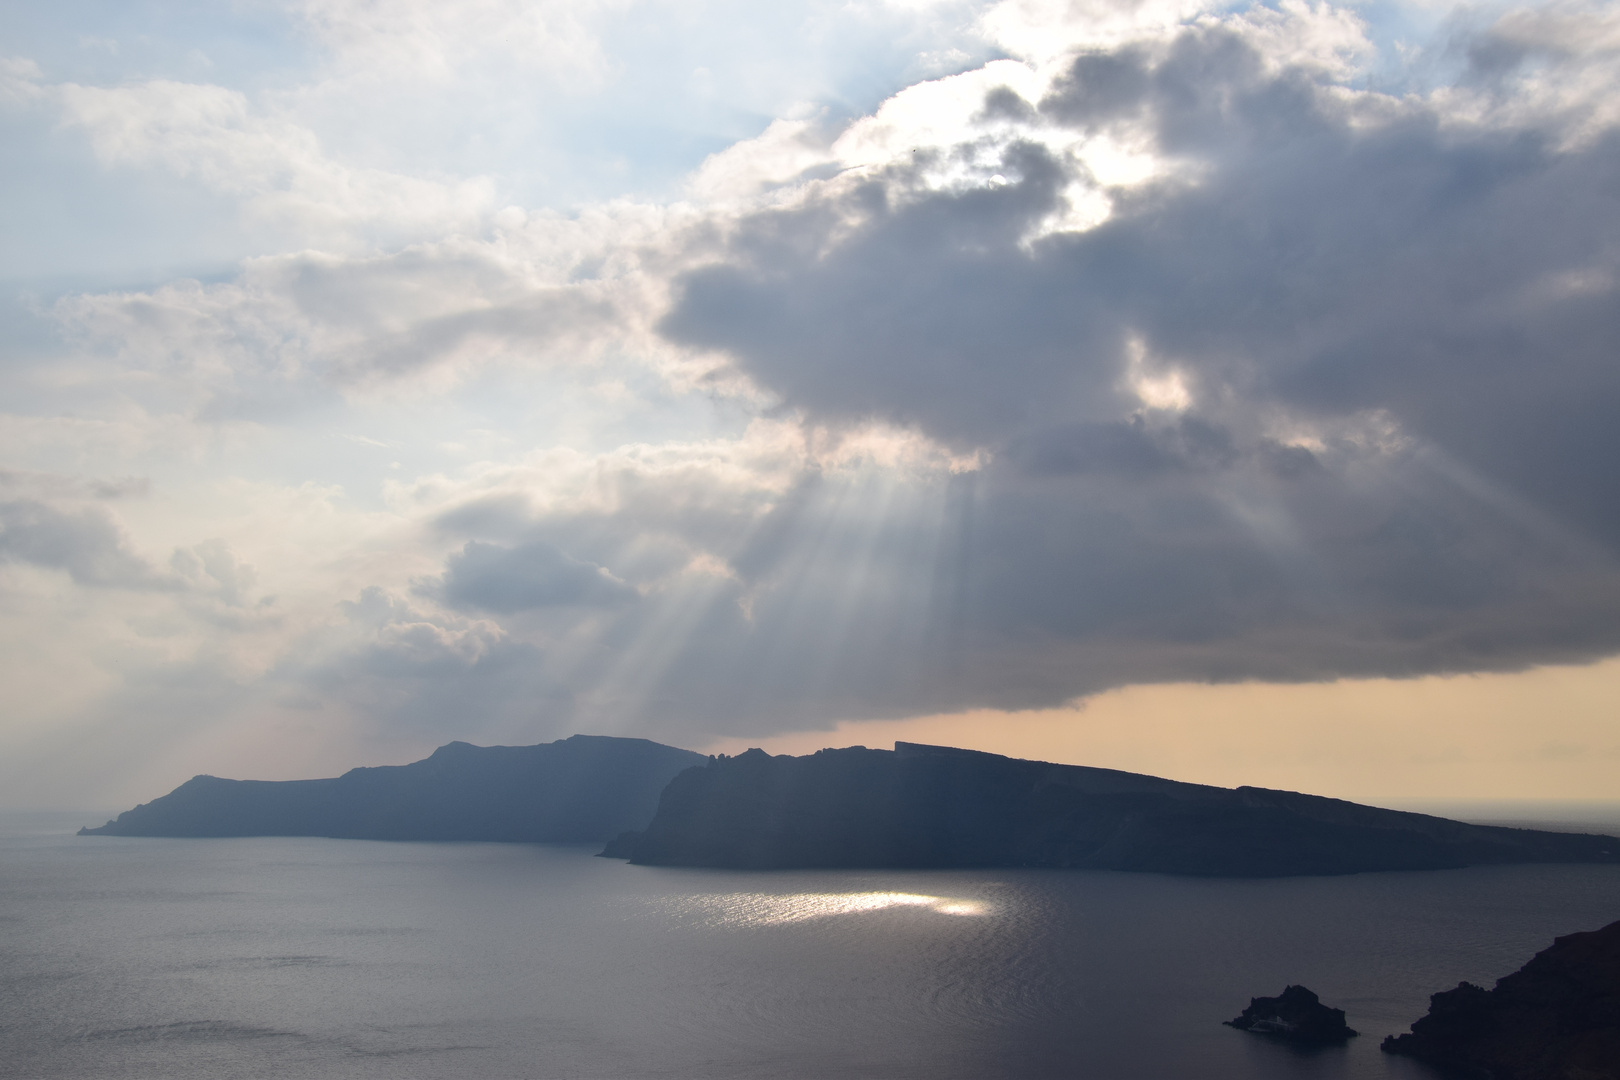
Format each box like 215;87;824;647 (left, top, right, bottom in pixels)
1226;985;1358;1043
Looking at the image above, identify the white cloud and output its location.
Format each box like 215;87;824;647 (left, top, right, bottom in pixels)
1429;0;1620;148
55;78;496;245
170;539;260;607
1123;337;1193;412
48;232;636;405
1214;0;1373;79
980;0;1219;61
0;56;45;105
287;0;622;86
687;117;842;203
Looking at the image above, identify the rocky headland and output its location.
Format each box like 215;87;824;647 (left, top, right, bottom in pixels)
1382;920;1620;1080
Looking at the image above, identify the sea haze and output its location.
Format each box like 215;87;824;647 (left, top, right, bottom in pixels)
4;813;1619;1080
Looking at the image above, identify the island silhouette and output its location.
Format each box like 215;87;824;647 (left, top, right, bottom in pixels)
80;735;704;843
85;737;1620;877
606;742;1620;876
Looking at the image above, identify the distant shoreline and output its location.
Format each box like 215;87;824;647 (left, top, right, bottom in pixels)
1383;801;1620;837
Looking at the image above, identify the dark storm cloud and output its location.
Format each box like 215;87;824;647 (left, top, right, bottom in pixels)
1006;415;1240;477
608;449;1620;731
645;12;1620;710
666;25;1620;462
663;140;1125;445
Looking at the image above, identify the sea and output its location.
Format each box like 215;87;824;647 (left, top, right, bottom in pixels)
4;808;1619;1080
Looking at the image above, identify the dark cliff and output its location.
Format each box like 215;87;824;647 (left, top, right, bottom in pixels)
79;734;707;843
1382;920;1620;1080
612;743;1620;876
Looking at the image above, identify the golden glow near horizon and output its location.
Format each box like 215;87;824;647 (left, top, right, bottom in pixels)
703;657;1620;803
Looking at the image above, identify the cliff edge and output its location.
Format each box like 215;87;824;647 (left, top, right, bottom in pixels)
1382;920;1620;1080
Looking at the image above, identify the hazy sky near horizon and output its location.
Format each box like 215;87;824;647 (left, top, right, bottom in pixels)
4;0;1619;808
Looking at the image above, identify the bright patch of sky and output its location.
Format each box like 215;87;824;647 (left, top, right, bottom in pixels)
0;0;1486;288
1;0;999;288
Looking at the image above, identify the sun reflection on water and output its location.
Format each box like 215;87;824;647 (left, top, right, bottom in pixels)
670;891;992;927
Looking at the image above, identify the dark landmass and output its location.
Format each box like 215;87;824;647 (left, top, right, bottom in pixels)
79;735;706;843
1382;920;1620;1080
607;742;1620;876
1226;985;1358;1043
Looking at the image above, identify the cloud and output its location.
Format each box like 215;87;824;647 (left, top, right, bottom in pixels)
0;492;266;608
648;1;1620;713
54;78;496;244
0;499;174;589
251;585;556;741
0;469;152;502
170;539;260;608
1443;0;1620;147
288;0;620;85
0;56;45;105
432;539;639;612
49;236;628;409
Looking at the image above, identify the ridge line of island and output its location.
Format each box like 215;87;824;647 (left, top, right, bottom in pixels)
81;733;1619;877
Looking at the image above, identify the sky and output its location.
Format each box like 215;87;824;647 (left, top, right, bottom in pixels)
3;0;1619;810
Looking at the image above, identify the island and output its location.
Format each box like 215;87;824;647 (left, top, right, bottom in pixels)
1382;919;1620;1080
1226;985;1358;1043
80;734;706;843
604;742;1620;876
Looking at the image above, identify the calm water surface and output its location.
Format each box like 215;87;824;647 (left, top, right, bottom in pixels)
3;812;1618;1079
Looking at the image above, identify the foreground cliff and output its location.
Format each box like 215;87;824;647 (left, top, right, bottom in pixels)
609;743;1620;876
80;735;706;843
1382;920;1620;1080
